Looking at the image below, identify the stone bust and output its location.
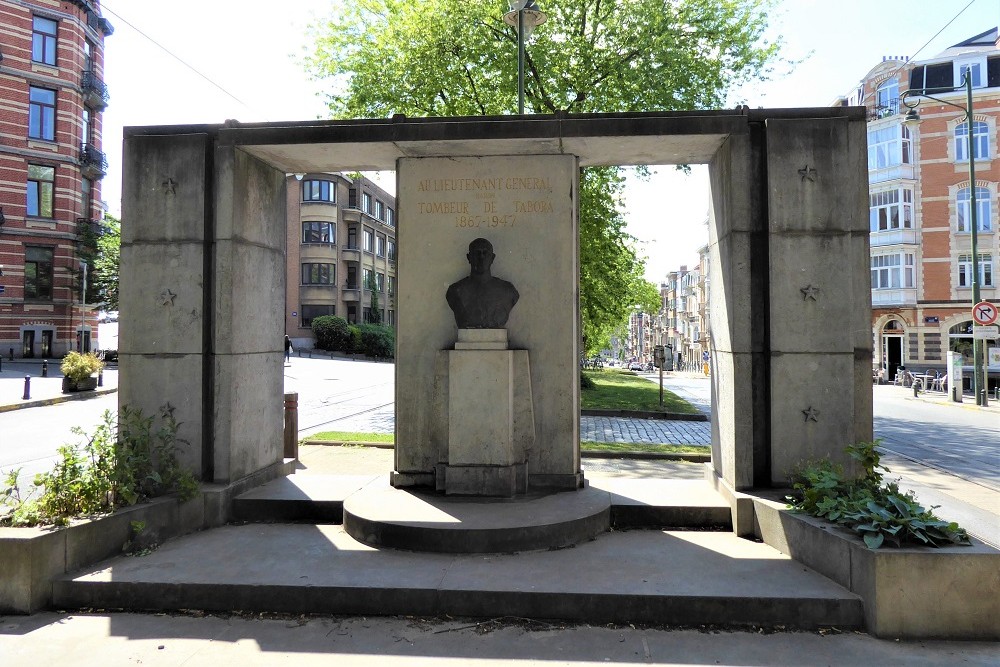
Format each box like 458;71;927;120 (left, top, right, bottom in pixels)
446;238;520;329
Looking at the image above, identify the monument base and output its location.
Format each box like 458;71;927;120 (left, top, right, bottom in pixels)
436;462;527;497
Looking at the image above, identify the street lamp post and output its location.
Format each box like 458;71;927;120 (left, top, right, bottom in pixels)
503;1;547;115
902;71;986;405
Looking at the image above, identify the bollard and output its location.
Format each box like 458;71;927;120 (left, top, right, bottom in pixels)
22;375;30;400
41;360;48;377
98;369;103;387
283;391;299;460
8;348;13;361
912;381;919;398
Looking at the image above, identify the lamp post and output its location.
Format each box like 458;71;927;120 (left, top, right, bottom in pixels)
503;1;547;115
902;70;986;405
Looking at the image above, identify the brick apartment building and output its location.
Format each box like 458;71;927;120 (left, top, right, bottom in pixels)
831;28;999;386
0;0;112;358
284;172;397;348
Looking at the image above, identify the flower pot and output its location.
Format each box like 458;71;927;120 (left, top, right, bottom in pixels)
62;376;98;393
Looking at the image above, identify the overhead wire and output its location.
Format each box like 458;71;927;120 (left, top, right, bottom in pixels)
100;2;263;118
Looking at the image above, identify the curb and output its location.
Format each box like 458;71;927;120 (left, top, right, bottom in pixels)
301;440;711;462
0;387;117;413
581;408;708;421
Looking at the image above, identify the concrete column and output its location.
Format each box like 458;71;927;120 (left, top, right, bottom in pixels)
764;117;872;484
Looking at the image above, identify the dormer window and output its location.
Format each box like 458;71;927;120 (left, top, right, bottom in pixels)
955;58;986;88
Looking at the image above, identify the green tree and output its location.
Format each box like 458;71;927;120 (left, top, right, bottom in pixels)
304;0;781;352
366;272;383;324
79;213;121;310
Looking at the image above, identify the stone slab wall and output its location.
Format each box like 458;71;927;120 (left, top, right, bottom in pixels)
395;155;580;486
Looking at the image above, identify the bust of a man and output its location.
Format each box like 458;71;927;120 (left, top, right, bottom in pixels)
446;238;520;329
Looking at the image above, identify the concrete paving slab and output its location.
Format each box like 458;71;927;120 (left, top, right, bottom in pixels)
3;611;998;667
590;478;732;528
232;474;382;523
52;523;862;630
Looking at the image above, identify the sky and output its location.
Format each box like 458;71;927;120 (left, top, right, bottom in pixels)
98;0;998;282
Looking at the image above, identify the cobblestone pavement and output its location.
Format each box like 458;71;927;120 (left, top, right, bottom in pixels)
581;416;710;445
321;408;710;447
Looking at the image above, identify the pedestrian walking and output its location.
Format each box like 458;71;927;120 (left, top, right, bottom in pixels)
284;335;292;363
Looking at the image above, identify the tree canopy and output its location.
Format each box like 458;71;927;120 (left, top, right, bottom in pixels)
303;0;782;353
79;213;120;310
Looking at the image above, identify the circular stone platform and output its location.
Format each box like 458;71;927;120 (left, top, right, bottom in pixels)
343;485;611;554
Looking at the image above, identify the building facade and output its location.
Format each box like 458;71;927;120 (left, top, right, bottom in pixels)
834;29;999;384
0;0;112;358
653;248;711;373
284;173;397;348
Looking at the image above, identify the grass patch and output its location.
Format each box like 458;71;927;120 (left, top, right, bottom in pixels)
581;441;708;455
581;369;698;414
306;431;394;444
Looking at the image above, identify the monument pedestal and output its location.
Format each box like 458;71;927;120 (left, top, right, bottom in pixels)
436;329;533;497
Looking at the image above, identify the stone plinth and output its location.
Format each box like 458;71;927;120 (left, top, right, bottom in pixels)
439;329;531;496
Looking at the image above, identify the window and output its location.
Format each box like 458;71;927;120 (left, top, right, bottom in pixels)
375;199;386;221
869;188;913;231
376;234;386;257
874;79;899;118
386;208;395;226
376;272;385;292
301;263;335;285
958;254;994;288
302;221;334;244
24;246;54;300
347;226;358;249
302;179;334;202
956;60;985;88
956;187;992;232
81;107;92;144
387;276;396;296
387;239;396;261
31;16;57;65
871;253;915;289
387;310;395;326
363;192;372;214
867;125;910;170
348;188;358;208
27;164;55;217
81;177;92;218
363;268;374;288
346;265;358;288
300;304;334;327
29;87;56;141
363;228;374;252
955;122;989;161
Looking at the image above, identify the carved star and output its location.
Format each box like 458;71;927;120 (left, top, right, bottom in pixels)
800;285;820;301
802;406;820;422
798;165;817;182
161;402;176;419
162;178;177;195
158;289;176;306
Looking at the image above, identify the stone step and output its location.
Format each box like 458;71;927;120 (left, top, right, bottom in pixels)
52;523;863;631
232;475;733;542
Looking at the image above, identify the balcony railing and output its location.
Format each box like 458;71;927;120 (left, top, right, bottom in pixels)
79;143;108;180
867;98;901;121
81;70;109;110
76;217;104;236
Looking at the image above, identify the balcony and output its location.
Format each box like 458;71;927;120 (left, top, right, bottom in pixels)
342;283;361;301
871;288;918;308
81;70;109;111
867;98;901;121
870;229;918;247
341;246;361;262
79;143;107;180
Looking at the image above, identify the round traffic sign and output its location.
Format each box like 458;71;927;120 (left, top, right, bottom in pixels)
972;301;998;326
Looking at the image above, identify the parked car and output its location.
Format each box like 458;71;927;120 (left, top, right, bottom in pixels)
98;310;119;323
628;361;643;371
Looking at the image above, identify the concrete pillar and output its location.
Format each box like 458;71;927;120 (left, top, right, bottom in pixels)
120;134;287;484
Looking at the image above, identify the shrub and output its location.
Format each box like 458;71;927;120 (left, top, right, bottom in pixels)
1;406;198;527
312;315;353;352
60;351;103;382
580;372;595;389
788;440;970;549
353;323;395;358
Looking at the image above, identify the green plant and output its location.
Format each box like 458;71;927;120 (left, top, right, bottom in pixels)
0;406;199;527
580;372;596;390
312;315;354;352
354;323;394;358
60;351;104;383
788;441;970;549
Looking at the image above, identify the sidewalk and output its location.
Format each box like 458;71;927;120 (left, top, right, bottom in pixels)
0;359;118;413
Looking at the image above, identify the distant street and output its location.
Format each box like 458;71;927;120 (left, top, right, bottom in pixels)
2;360;996;546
